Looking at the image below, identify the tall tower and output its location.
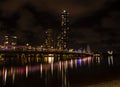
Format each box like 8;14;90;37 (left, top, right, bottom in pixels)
61;10;69;50
45;29;53;49
57;34;62;50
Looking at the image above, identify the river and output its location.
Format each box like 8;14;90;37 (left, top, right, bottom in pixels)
0;54;120;87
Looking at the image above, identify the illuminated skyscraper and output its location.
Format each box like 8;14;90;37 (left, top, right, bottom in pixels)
61;10;69;50
57;34;62;49
45;29;53;49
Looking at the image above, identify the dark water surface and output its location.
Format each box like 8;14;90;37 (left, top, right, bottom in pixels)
0;54;120;87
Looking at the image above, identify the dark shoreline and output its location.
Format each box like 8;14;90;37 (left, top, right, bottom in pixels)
69;67;120;87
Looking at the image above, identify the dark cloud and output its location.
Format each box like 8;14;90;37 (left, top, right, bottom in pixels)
1;0;115;17
17;9;35;30
0;0;26;16
101;11;120;29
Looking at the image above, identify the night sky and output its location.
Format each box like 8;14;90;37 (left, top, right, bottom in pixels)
0;0;120;52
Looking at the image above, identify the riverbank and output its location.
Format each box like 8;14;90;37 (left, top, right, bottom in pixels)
70;78;120;87
86;79;120;87
70;71;120;87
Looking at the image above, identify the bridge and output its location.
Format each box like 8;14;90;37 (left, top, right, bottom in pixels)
0;50;92;57
0;50;92;65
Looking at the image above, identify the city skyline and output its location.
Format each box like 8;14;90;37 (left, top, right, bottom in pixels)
0;0;120;52
0;1;120;87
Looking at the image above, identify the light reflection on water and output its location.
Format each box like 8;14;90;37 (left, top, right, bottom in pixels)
108;56;114;66
95;56;101;64
0;55;116;87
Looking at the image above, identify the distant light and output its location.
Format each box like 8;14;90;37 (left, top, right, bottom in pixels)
5;36;8;37
63;10;66;13
5;41;8;44
107;51;113;55
12;42;16;45
13;36;17;39
26;43;29;46
41;45;43;48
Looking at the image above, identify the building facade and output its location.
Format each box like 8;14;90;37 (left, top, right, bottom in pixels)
3;36;17;50
45;29;53;49
57;10;69;50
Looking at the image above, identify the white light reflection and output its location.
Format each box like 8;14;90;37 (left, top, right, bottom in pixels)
3;69;7;85
51;63;54;75
26;66;28;78
65;61;68;70
40;64;43;78
108;56;114;66
97;56;101;64
62;61;69;87
59;61;62;72
70;60;73;68
96;56;101;64
12;69;15;84
48;56;54;63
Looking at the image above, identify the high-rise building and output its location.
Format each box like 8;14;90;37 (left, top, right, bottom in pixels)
57;34;62;50
3;35;17;50
45;29;53;49
61;10;69;50
11;36;17;49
